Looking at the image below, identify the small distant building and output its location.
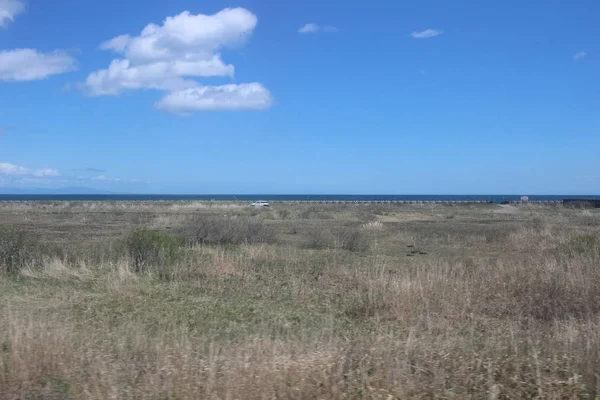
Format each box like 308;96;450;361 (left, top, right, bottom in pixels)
563;199;600;209
520;196;529;203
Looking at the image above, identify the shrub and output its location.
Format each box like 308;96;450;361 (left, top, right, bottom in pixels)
336;230;370;252
176;216;275;246
299;209;314;220
303;230;336;249
303;229;370;252
277;209;291;219
125;229;185;273
0;227;41;275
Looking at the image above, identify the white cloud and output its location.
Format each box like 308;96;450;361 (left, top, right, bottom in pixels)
84;8;268;114
411;29;443;39
83;7;269;115
93;175;138;183
93;175;117;182
33;168;60;177
155;83;272;114
85;56;233;95
0;162;59;177
100;34;132;53
121;9;257;63
0;0;24;28
298;23;319;33
0;2;76;83
0;49;77;81
574;51;586;61
298;23;338;34
0;162;29;175
91;175;141;183
0;163;145;188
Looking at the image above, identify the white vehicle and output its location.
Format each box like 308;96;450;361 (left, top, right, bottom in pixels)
251;201;270;207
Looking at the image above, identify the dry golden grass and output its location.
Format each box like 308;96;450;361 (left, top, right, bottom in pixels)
0;202;599;399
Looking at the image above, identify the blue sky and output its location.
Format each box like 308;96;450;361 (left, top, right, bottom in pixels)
0;0;598;194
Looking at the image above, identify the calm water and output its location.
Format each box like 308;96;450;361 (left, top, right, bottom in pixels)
0;194;598;203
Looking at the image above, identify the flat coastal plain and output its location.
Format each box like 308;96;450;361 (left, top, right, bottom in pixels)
1;201;599;399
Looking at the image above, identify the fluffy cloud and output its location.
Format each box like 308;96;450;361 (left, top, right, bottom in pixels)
0;162;59;177
84;7;271;114
411;29;443;39
109;8;257;63
574;51;586;61
1;2;77;82
155;83;272;114
85;56;233;95
0;0;24;27
0;49;77;81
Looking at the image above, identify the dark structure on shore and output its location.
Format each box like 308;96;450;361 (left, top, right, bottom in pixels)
563;199;600;208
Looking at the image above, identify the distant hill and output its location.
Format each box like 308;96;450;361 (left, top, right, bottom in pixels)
0;187;117;195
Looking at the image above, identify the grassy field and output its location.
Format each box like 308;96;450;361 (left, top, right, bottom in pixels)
0;201;599;399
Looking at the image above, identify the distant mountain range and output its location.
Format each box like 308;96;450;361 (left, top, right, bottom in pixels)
0;187;117;195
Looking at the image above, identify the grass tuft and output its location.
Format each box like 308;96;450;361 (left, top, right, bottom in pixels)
125;228;186;274
0;226;42;275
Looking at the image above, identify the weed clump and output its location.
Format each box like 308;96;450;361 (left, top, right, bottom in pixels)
176;216;275;246
125;229;185;273
569;234;598;252
303;230;336;249
304;229;370;252
0;227;42;274
336;230;370;252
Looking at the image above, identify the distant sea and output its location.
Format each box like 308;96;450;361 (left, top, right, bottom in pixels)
0;194;598;204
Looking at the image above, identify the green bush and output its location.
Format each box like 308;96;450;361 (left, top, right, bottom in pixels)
125;229;186;273
0;227;41;275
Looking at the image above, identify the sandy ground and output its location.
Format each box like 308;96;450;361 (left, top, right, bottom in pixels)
494;204;521;214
